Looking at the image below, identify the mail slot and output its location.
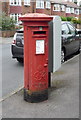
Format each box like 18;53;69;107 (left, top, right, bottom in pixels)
19;13;52;103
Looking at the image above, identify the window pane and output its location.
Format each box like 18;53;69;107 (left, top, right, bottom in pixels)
36;0;44;9
62;24;69;35
68;24;75;35
54;4;60;11
46;1;51;9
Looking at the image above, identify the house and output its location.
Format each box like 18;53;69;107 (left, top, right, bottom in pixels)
51;0;66;17
1;0;51;22
51;0;80;18
62;1;80;18
1;0;81;23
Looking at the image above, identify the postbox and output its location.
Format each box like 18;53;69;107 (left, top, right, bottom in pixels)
19;13;52;103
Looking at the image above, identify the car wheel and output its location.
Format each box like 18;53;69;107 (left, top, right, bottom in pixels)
61;50;65;63
79;44;81;53
17;58;23;63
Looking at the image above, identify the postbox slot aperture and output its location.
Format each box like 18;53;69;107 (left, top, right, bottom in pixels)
33;31;46;35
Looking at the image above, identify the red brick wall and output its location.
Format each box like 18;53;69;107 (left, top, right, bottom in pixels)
66;13;75;17
75;14;79;18
51;4;66;17
0;1;2;14
2;2;10;15
44;2;51;15
52;11;66;17
36;2;51;15
79;9;81;20
10;6;22;14
21;2;33;15
36;9;44;13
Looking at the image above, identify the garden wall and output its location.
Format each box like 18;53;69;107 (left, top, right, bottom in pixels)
0;30;16;37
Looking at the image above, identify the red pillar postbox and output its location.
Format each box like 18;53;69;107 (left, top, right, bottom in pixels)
19;13;52;103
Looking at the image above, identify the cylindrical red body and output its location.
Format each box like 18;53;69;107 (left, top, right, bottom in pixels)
19;13;52;102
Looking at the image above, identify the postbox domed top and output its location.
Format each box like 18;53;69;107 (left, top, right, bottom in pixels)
19;13;53;22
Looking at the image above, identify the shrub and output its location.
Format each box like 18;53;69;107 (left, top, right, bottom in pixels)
71;17;77;24
61;16;67;21
66;17;73;21
76;19;81;24
0;12;16;31
71;18;81;24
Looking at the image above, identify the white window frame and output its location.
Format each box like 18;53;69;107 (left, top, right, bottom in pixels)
10;0;21;6
53;4;60;11
75;9;79;15
61;5;65;11
70;7;74;13
36;0;44;9
24;0;30;6
46;1;51;9
66;7;71;13
10;13;21;22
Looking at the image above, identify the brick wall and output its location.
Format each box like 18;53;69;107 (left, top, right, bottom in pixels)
66;13;75;17
10;6;22;14
44;2;51;15
22;1;51;15
51;4;66;17
21;2;33;15
2;2;10;16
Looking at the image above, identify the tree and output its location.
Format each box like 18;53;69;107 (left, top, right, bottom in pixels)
0;12;16;31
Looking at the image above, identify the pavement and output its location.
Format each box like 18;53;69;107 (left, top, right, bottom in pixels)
0;37;13;44
1;54;79;118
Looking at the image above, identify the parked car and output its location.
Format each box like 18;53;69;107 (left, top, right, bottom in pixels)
11;28;24;63
11;22;80;63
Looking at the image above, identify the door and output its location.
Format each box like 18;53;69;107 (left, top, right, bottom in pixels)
27;26;48;92
62;23;74;56
67;23;79;53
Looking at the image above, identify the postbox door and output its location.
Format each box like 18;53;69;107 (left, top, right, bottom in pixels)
25;26;48;92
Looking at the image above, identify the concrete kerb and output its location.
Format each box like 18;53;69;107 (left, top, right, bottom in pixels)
0;86;23;103
0;54;79;103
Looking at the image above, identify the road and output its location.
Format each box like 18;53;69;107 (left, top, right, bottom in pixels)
0;42;24;98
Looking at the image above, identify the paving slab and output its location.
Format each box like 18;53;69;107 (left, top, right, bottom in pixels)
2;55;79;118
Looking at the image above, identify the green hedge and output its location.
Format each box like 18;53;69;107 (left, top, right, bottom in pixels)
67;17;73;21
71;18;81;24
61;16;67;21
61;16;81;24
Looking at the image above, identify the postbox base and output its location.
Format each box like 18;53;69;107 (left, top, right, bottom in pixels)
24;88;48;103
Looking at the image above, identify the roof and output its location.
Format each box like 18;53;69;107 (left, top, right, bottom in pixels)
62;1;79;8
51;0;79;8
51;0;66;5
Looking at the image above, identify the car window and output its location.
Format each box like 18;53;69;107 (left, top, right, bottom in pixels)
67;23;75;35
17;33;23;37
62;23;70;35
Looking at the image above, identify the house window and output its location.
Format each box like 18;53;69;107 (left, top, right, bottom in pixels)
46;1;51;9
10;14;21;22
61;5;65;11
53;4;60;11
66;7;71;13
75;9;79;15
24;0;30;6
36;0;44;9
71;8;74;13
10;0;21;6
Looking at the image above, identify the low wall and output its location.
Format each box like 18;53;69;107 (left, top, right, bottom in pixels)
0;30;16;37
